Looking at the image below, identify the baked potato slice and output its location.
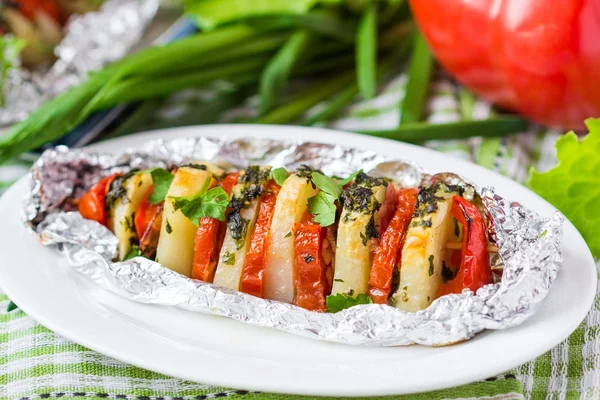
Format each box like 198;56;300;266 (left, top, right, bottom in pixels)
213;166;270;290
155;166;216;277
263;168;319;303
106;171;153;260
392;183;461;311
331;175;387;296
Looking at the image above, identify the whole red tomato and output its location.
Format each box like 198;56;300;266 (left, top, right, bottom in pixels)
409;0;600;130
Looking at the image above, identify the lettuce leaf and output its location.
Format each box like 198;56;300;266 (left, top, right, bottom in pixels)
528;118;600;258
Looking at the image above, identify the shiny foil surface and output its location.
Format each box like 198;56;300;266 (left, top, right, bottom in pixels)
23;138;564;346
1;0;158;126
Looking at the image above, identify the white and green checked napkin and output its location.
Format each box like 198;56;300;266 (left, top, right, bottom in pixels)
1;74;599;400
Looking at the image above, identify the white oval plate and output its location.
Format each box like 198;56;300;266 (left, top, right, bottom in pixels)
0;125;596;397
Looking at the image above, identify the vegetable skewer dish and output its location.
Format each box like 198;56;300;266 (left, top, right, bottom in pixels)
77;163;494;313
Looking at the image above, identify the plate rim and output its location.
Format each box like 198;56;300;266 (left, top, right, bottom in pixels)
0;124;596;396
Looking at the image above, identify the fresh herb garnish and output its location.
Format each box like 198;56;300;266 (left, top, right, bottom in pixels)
306;171;364;227
311;172;342;199
271;167;289;186
325;293;373;313
165;219;173;234
337;170;362;186
148;168;174;204
334;278;344;283
284;231;292;238
171;178;230;226
307;191;337;227
124;245;142;261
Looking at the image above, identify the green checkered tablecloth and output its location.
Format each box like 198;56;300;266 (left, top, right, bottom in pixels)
0;74;599;400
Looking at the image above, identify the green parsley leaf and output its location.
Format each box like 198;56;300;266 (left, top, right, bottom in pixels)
271;167;289;186
337;170;362;186
124;245;142;261
325;293;373;313
148;168;174;204
528;118;600;258
307;191;337;227
311;171;342;198
171;180;230;226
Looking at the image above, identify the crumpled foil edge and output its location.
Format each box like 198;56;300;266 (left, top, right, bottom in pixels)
1;0;159;126
23;138;564;346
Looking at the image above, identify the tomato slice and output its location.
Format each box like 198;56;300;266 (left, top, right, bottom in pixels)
192;172;239;282
78;173;119;226
438;196;491;296
293;214;329;312
240;180;281;297
368;188;418;304
135;186;156;238
134;185;164;259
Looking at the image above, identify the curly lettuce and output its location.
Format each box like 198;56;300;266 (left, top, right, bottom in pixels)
528;118;600;258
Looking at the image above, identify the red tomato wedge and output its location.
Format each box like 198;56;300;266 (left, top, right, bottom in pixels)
368;188;418;304
192;172;239;282
438;196;492;296
240;180;281;298
134;185;164;258
135;186;157;238
293;215;329;312
78;173;119;226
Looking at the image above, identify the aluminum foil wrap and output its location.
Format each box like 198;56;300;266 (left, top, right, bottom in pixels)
23;138;564;346
1;0;159;126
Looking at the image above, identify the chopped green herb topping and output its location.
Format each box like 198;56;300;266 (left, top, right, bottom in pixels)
454;218;460;237
325;293;373;313
228;166;269;242
441;261;456;283
428;255;435;277
105;170;139;210
284;231;292;238
365;215;378;240
124;214;135;232
334;278;344;283
223;251;236;266
360;231;368;246
165;219;173;234
295;164;321;180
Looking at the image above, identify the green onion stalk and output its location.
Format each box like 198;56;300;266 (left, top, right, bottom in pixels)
0;1;528;164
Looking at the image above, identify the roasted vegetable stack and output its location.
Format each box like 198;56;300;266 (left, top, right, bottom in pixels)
78;162;494;313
